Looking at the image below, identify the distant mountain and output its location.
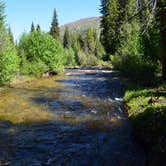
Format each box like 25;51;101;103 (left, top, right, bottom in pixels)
60;17;101;35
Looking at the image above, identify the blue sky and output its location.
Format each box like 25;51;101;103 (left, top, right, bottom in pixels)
4;0;101;40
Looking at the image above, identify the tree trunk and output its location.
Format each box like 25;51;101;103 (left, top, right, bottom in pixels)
160;0;166;80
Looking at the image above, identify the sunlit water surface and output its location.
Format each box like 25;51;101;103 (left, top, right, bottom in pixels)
0;68;145;166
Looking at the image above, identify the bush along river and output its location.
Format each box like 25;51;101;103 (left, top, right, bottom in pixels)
0;67;145;166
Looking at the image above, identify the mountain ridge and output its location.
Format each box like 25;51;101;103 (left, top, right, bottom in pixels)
60;16;101;35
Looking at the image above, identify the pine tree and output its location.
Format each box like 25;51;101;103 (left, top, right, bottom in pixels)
50;9;60;40
85;28;96;54
93;30;105;58
100;0;127;58
63;26;70;48
36;24;41;32
0;1;5;28
100;0;118;57
31;22;35;32
70;33;81;52
8;26;14;44
0;1;18;85
77;33;85;51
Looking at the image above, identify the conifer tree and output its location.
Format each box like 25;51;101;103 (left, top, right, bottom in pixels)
77;33;85;51
63;26;70;48
100;0;118;57
36;24;41;32
8;26;14;44
0;1;18;85
0;1;5;28
100;0;126;58
31;22;35;32
85;28;96;54
70;33;81;52
50;9;60;40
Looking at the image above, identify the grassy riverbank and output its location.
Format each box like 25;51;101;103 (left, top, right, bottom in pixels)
124;82;166;165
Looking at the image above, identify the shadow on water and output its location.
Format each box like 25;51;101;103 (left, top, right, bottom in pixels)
0;119;144;166
0;68;145;166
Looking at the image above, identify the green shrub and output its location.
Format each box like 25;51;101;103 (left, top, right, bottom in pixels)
86;54;99;66
21;60;48;77
18;31;64;76
111;21;157;84
75;50;87;66
112;54;157;84
63;48;76;66
75;50;99;66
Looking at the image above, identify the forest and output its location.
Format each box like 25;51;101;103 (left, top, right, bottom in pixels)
0;1;165;84
0;0;166;165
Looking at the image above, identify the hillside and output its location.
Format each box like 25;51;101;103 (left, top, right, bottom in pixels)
60;17;101;35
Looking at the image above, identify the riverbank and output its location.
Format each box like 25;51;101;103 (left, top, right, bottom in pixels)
124;82;166;166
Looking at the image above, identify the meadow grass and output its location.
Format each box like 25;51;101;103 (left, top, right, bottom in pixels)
124;82;166;164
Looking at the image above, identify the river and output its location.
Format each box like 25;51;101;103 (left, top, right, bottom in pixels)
0;68;145;166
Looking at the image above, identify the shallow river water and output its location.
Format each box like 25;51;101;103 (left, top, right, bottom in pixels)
0;68;145;166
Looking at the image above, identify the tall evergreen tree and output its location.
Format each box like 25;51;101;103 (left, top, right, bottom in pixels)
0;1;5;28
93;30;105;58
0;1;18;85
70;33;81;52
85;28;96;54
36;24;41;32
100;0;119;58
100;0;128;58
31;22;35;32
50;9;60;40
77;33;85;51
8;26;14;44
63;26;70;48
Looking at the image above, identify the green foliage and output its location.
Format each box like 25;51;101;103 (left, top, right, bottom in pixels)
69;28;105;65
31;22;35;32
75;50;87;65
95;37;106;59
50;9;60;40
75;50;98;66
63;26;71;49
125;83;166;155
141;25;160;63
85;28;96;54
0;1;19;85
100;0;123;57
100;0;159;84
0;30;19;85
63;48;76;66
70;33;81;52
18;31;64;76
8;26;14;44
86;54;99;66
21;60;48;78
36;24;41;32
0;1;5;27
111;20;157;84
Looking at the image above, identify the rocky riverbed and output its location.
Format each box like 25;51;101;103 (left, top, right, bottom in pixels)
0;68;145;166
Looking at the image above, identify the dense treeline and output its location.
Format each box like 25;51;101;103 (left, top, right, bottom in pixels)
63;26;105;66
100;0;165;83
0;2;106;85
0;0;165;86
100;0;166;163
